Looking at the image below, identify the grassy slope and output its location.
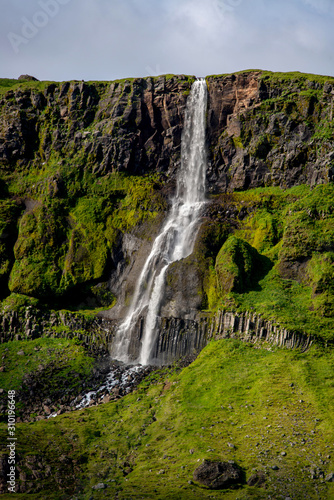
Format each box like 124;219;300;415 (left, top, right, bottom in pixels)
0;337;94;393
1;339;334;499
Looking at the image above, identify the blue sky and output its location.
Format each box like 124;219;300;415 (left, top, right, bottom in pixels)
1;0;334;81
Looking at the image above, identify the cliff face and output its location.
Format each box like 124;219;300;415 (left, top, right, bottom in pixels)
1;70;334;356
1;71;334;189
206;71;334;192
0;76;193;178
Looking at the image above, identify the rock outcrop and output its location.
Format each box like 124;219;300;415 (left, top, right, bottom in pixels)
206;72;334;192
150;309;313;364
0;76;194;177
193;460;244;489
0;306;115;355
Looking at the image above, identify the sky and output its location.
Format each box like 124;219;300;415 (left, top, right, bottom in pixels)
1;0;334;82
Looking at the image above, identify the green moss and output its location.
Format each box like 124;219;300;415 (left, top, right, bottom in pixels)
306;252;334;317
2;148;166;302
260;70;334;86
204;265;220;310
0;199;23;291
61;197;110;289
8;201;68;298
314;120;334;140
111;175;167;233
232;135;243;149
235;209;281;254
89;282;116;308
215;236;271;295
0;293;40;313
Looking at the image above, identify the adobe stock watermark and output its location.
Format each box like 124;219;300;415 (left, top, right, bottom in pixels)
145;64;163;78
8;0;72;54
7;390;16;494
215;0;243;16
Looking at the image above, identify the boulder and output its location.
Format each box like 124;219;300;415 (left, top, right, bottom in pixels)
92;482;107;490
325;472;334;482
18;75;39;81
193;460;243;489
247;471;266;487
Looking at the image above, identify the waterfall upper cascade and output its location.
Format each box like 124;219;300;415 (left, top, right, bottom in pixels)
111;78;208;365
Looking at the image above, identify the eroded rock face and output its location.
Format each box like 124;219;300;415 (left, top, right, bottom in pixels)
0;76;193;177
206;72;334;192
193;460;243;489
1;71;333;191
1;71;334;355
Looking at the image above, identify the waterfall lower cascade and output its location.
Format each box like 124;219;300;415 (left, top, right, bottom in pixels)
112;79;208;365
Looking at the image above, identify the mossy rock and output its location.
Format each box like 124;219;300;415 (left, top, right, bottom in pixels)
8;202;68;298
307;252;334;317
61;225;108;289
215;236;270;294
0;199;23;294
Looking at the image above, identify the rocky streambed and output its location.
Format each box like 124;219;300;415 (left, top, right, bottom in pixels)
0;357;154;423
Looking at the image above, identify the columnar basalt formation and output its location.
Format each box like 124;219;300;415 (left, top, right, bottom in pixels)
152;310;313;364
0;307;313;363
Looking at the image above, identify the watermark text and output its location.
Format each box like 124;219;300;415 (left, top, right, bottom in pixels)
7;390;16;494
8;0;72;54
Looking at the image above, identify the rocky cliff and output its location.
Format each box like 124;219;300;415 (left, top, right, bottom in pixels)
1;71;333;188
1;70;334;360
0;75;193;177
206;71;334;192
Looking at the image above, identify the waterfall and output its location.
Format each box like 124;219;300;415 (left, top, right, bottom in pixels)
111;78;208;365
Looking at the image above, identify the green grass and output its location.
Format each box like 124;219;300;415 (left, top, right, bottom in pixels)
1;339;334;499
232;268;334;339
0;78;54;97
0;337;93;393
0;74;193;100
206;69;334;84
260;70;334;85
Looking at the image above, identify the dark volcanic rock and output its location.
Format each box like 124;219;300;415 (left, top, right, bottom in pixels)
18;75;39;81
0;76;193;176
1;71;333;189
193;460;243;489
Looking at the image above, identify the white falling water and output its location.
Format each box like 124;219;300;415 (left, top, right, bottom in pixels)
112;78;208;365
